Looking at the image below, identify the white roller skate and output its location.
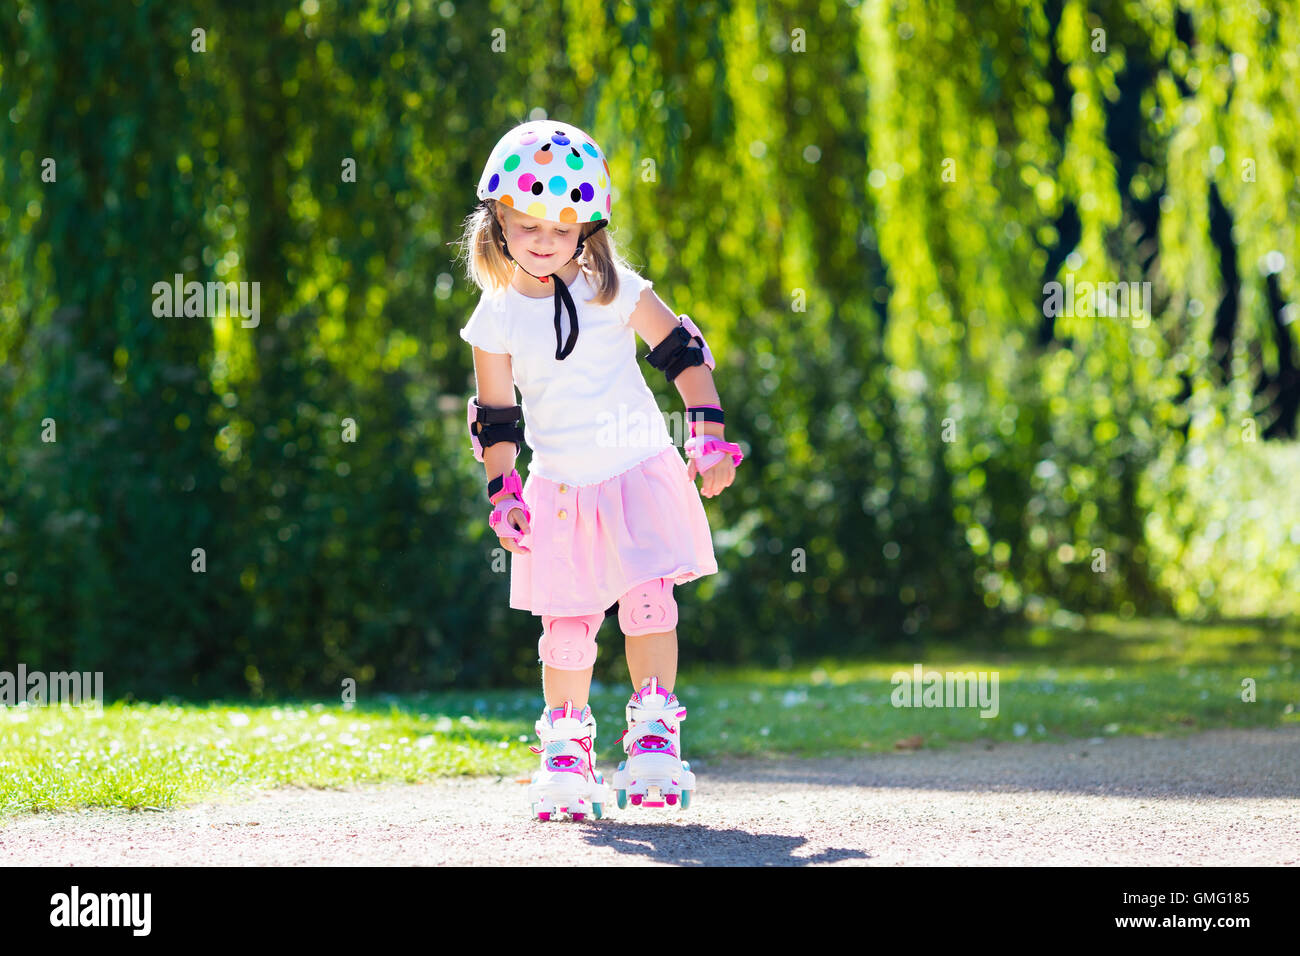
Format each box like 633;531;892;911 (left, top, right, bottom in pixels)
612;677;696;810
526;700;611;822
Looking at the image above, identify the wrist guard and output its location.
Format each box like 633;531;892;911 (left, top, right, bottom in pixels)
684;405;743;472
488;469;531;542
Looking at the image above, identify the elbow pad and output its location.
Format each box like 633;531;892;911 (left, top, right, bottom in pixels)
467;396;524;462
644;313;716;383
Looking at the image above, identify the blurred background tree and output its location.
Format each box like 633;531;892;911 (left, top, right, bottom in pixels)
1;0;1296;698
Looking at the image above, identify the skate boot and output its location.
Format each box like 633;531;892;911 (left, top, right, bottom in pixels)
526;700;611;821
612;677;696;810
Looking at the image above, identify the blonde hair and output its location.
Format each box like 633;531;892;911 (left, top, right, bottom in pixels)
455;199;633;307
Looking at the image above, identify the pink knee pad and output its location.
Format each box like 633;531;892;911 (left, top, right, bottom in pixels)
538;612;603;670
618;577;678;636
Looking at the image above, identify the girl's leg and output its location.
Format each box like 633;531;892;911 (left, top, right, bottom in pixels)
624;628;677;693
543;664;593;709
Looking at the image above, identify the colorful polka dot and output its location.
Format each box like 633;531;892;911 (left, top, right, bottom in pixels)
597;172;607;188
487;173;499;191
589;211;603;221
579;182;594;201
533;149;553;165
519;132;538;145
559;207;578;223
548;175;569;195
606;195;611;213
517;173;536;191
582;142;600;158
565;153;584;171
551;132;571;145
503;154;520;172
499;195;514;207
526;201;548;218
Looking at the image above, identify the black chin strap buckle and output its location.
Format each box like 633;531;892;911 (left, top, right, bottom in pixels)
572;218;608;261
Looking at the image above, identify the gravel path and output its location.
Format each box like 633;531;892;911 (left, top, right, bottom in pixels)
3;727;1297;866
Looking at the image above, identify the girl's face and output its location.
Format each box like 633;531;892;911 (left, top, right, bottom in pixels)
497;207;580;271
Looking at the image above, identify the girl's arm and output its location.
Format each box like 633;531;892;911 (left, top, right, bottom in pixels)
471;346;522;484
669;365;725;440
628;289;725;440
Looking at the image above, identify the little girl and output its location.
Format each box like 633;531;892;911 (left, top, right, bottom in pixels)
457;119;743;821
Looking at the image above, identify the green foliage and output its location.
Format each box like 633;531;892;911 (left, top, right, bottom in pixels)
0;0;1296;695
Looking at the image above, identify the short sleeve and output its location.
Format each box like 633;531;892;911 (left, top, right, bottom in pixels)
613;264;654;326
459;293;510;354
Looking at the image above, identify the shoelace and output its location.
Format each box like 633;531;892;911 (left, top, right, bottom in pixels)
572;734;595;777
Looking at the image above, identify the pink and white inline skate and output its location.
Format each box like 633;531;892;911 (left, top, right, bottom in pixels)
527;700;611;822
612;677;696;810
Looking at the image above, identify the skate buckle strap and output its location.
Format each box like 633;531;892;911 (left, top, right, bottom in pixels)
616;713;683;754
624;698;687;728
533;700;594;738
616;724;674;750
530;734;595;778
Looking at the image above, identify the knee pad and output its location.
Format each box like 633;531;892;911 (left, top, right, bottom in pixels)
538;612;603;670
617;578;678;636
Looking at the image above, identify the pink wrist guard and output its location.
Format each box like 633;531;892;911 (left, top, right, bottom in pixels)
685;418;744;472
488;470;531;542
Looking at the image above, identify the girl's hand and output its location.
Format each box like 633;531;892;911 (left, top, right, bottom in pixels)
688;456;736;498
497;507;531;554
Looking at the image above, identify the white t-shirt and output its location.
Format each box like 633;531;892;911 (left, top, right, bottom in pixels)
460;262;675;486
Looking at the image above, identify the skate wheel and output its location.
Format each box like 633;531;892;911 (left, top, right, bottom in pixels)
680;789;691;809
593;803;603;819
666;793;678;806
630;793;643;806
571;812;586;821
616;789;627;809
537;811;551;822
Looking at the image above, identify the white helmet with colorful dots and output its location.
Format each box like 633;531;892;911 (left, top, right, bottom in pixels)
476;120;612;226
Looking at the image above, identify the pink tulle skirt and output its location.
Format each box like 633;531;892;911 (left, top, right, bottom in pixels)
509;445;718;617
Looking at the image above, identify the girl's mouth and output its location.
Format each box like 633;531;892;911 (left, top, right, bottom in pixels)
532;252;553;259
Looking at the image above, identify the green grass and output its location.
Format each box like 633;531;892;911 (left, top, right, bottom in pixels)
2;616;1296;819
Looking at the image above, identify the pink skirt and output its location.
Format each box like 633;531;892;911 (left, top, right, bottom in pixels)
509;445;718;617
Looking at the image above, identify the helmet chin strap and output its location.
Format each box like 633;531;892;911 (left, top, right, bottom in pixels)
490;209;608;361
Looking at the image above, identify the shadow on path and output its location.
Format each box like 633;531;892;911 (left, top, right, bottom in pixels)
579;821;870;866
